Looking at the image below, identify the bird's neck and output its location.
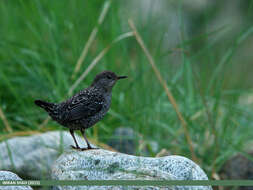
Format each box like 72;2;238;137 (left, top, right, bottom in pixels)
91;85;112;94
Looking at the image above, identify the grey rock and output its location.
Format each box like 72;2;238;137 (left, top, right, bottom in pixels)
220;152;253;181
0;131;89;179
52;149;212;190
108;127;136;154
0;170;32;190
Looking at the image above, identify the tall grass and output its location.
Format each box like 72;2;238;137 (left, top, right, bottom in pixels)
0;0;252;178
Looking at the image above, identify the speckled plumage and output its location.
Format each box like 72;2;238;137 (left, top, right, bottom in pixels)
35;71;127;150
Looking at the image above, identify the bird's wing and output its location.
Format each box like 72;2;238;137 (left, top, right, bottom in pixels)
62;89;104;122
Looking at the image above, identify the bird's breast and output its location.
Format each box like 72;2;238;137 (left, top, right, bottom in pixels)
103;93;112;110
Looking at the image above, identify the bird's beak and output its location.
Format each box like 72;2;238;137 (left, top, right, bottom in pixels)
117;76;128;80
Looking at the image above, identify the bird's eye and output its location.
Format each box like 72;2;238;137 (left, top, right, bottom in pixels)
107;75;112;79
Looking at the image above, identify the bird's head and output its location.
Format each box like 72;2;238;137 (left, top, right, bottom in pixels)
91;71;127;91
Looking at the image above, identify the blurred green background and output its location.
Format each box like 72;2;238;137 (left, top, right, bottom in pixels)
0;0;253;179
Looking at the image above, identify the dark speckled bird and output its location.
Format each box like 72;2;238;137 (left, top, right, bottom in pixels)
34;71;127;150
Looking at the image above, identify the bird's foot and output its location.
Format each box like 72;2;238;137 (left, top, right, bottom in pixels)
70;145;81;150
70;145;99;151
81;146;99;151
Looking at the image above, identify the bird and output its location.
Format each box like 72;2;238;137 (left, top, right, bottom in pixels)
34;71;127;150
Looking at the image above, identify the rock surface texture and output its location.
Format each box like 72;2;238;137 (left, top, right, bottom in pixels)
0;171;32;190
0;131;88;179
52;149;212;190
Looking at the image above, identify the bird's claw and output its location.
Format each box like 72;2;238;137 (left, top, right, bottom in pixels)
70;145;81;150
70;145;99;151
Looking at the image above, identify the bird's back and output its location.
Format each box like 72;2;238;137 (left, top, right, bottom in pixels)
54;87;111;130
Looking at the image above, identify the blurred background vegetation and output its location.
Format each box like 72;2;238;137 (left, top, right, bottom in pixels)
0;0;253;180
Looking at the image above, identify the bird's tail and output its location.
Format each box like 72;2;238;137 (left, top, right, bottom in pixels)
34;100;56;113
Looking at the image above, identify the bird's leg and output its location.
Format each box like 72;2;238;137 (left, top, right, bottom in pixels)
80;129;98;150
69;129;81;150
